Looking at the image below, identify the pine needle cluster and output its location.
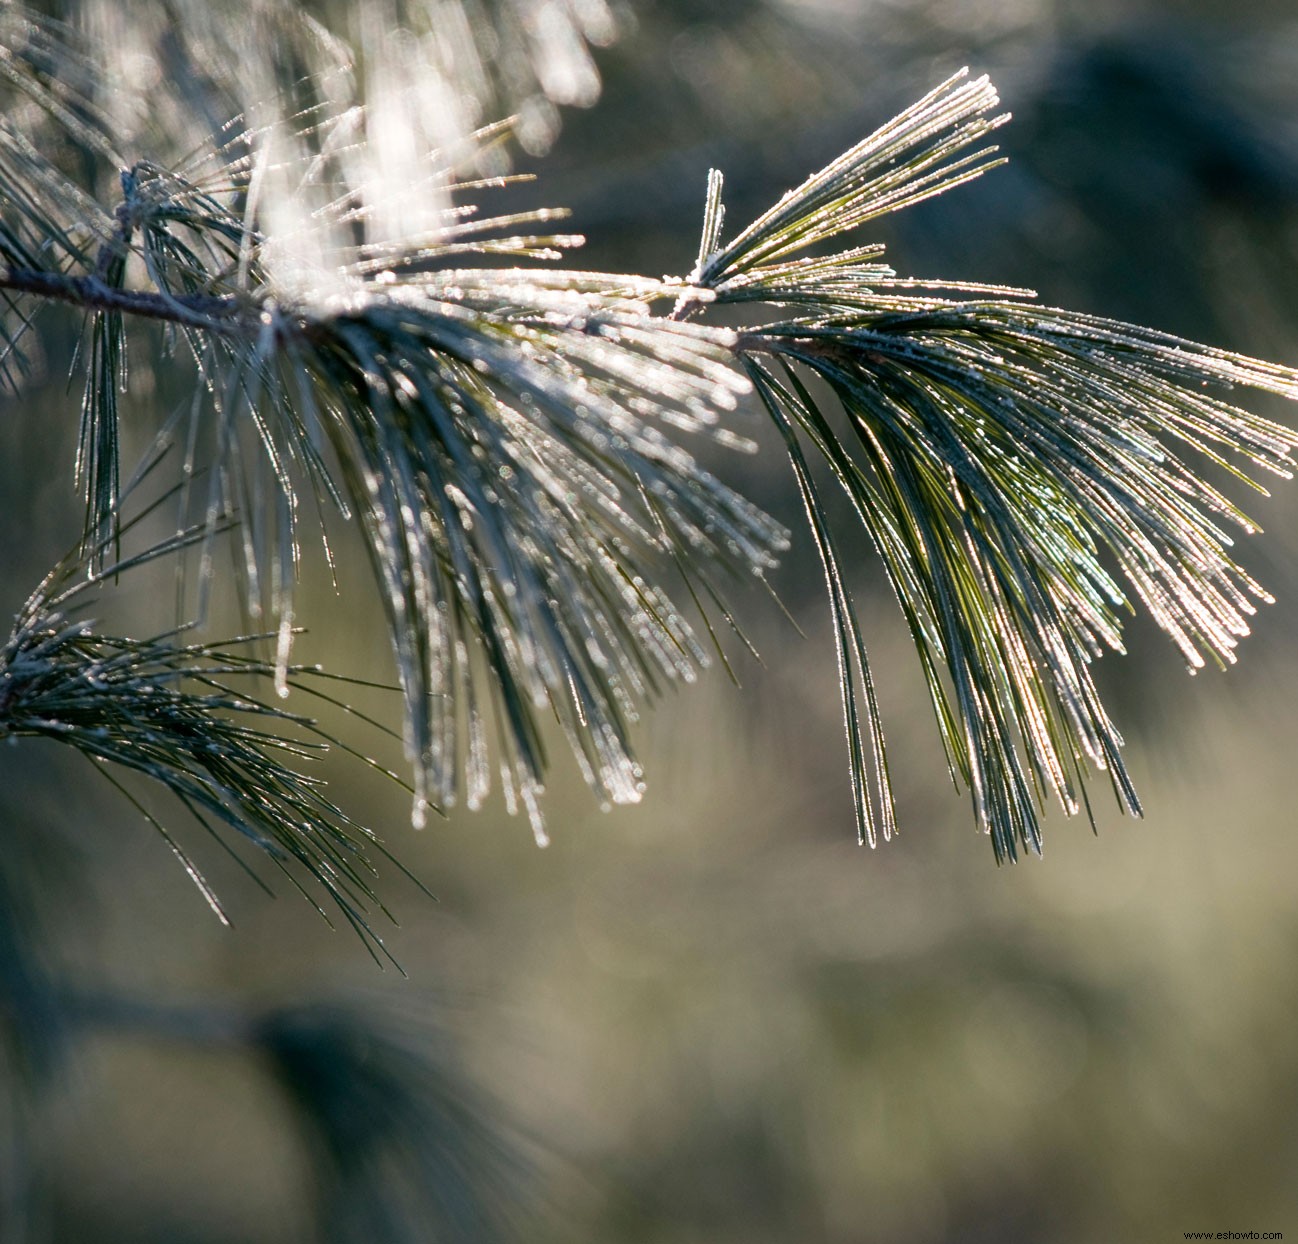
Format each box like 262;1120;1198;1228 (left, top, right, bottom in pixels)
0;523;418;965
688;73;1298;857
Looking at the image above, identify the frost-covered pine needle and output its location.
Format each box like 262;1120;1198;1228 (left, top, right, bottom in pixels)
0;18;789;842
0;531;417;965
684;68;1298;859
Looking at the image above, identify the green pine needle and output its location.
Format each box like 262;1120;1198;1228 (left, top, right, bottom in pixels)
273;272;785;838
1;82;790;841
685;68;1298;859
0;531;418;965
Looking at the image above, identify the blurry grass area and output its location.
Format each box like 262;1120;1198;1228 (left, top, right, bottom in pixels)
4;3;1298;1241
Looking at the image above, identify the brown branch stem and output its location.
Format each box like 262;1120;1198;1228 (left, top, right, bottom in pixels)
0;265;255;334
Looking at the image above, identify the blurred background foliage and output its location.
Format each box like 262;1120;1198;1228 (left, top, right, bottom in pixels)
2;0;1298;1240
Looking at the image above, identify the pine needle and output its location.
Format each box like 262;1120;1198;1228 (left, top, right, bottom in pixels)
686;68;1298;858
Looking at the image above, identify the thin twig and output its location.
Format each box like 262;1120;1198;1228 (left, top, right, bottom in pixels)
0;264;253;332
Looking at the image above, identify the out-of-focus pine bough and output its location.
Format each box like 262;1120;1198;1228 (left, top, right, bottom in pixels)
257;1002;532;1242
3;966;529;1242
3;0;1298;937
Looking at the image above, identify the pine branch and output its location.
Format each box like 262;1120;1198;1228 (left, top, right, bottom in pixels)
6;22;1297;866
1;110;789;842
0;264;249;325
1;12;783;843
0;528;419;965
682;69;1298;859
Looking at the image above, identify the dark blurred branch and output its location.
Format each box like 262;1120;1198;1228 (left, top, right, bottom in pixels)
0;984;251;1047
